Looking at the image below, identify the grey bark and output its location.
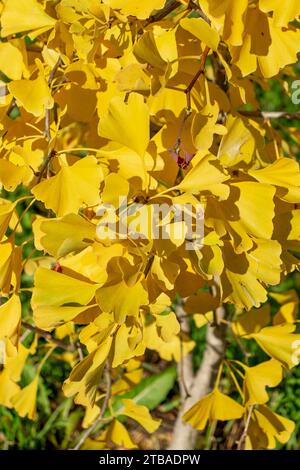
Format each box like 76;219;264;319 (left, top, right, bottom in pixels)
169;305;227;450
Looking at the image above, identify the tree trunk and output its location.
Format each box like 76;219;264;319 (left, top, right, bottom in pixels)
169;306;227;450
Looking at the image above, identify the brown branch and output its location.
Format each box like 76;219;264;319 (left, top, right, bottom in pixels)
48;57;62;87
36;149;57;183
185;46;210;110
22;321;75;352
144;253;155;278
145;0;182;25
239;110;300;120
172;45;211;161
73;360;112;450
44;57;62;141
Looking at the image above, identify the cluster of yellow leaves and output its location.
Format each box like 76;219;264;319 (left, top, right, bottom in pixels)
0;0;300;450
184;300;300;449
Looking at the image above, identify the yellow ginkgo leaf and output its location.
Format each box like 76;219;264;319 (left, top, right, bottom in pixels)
98;93;149;157
233;304;270;337
6;343;33;382
259;0;300;27
185;292;218;315
63;336;113;404
119;399;161;433
102;173;130;207
150;256;180;291
144;319;195;362
134;30;168;71
10;140;44;174
8;74;54;117
180;17;219;51
193;312;214;328
218;116;255;166
0;294;21;354
105;0;166;20
249;158;300;203
0;199;15;240
55;322;74;340
11;376;39;420
107;419;137;449
1;0;56;37
243;359;283;406
0;42;24;80
248;324;300;369
201;0;248;47
111;360;143;395
154;312;180;342
246;405;295;450
0;370;20;408
231;11;300;78
32;213;95;258
96;280;148;323
0;159;32;191
230;182;275;241
176;153;229;197
32;267;100;308
270;290;299;325
32;156;103;216
34;304;96;330
192;102;227;152
83;418;137;449
183;388;244;431
0;240;22;294
112;321;145;367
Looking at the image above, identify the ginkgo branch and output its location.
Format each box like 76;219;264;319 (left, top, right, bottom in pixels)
239;110;300;120
22;321;75;352
145;0;182;25
185;46;210;111
44;57;62;141
37;149;57;183
172;45;211;168
39;57;62;182
143;253;155;278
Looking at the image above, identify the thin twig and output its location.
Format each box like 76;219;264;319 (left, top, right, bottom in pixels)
172;46;211;161
144;253;155;278
176;302;193;399
73;360;112;450
48;57;62;87
75;341;84;361
39;57;62;181
185;46;210;110
22;321;75;352
237;405;254;450
239;110;300;120
37;149;57;183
